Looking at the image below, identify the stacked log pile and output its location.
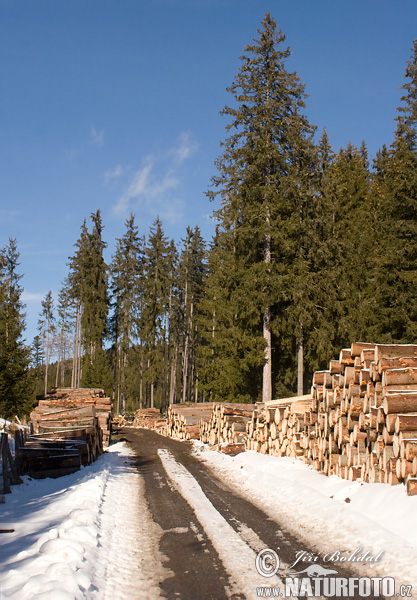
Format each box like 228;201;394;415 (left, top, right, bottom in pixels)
122;342;417;496
21;387;112;478
132;408;167;432
245;395;312;456
164;404;214;440
185;343;417;495
304;343;417;494
33;388;112;446
112;414;127;427
200;403;256;446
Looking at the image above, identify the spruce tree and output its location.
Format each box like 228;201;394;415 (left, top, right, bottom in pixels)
373;40;417;342
0;239;32;417
68;211;110;391
55;282;73;387
208;13;316;401
38;290;55;395
110;213;144;412
141;218;172;408
198;227;264;403
31;334;45;398
178;226;207;403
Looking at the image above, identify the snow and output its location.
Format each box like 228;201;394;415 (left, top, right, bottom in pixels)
158;448;283;598
1;436;417;598
0;442;169;599
192;442;417;591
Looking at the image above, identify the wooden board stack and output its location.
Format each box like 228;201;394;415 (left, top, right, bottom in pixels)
306;343;417;495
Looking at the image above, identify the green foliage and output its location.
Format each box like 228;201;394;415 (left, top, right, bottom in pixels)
110;214;144;411
0;239;33;418
203;13;317;400
371;40;417;343
68;210;109;393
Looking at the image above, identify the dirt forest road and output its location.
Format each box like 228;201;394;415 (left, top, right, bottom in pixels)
116;428;384;600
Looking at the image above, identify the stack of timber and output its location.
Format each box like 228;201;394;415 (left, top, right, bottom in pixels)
132;408;167;432
164;403;215;440
192;343;417;495
22;387;112;478
112;414;127;427
33;387;112;446
200;403;256;447
306;343;417;495
245;395;312;456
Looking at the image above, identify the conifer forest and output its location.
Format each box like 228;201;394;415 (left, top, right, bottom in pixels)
2;14;417;418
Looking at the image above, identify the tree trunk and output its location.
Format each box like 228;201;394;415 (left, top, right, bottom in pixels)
139;342;144;409
182;274;189;404
55;332;61;388
44;322;50;396
262;216;272;404
262;307;272;403
297;321;304;396
169;341;178;405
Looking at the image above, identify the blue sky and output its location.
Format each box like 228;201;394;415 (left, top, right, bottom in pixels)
1;0;416;343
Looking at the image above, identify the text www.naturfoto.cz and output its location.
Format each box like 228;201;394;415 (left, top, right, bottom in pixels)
256;588;280;598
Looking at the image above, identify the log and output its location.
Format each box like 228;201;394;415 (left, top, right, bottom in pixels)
313;371;332;387
351;342;376;357
382;368;417;387
375;344;417;361
382;394;417;415
220;443;245;456
405;440;417;461
329;360;342;375
395;413;417;433
406;477;417;496
378;357;417;374
340;348;354;365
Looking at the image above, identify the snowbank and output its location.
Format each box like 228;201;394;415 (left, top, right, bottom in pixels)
193;442;417;589
0;442;167;600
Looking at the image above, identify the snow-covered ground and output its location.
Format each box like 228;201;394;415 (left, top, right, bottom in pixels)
1;438;417;599
192;442;417;591
0;443;168;600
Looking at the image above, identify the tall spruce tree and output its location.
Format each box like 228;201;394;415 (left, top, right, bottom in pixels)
68;211;110;390
38;290;55;395
55;282;73;387
110;213;144;413
0;239;32;417
178;226;207;403
141;218;172;408
373;40;417;342
208;13;316;401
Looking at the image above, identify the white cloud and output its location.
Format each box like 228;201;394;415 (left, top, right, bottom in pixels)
104;165;124;183
89;125;105;147
113;160;153;215
21;291;46;303
170;131;198;166
112;132;197;223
